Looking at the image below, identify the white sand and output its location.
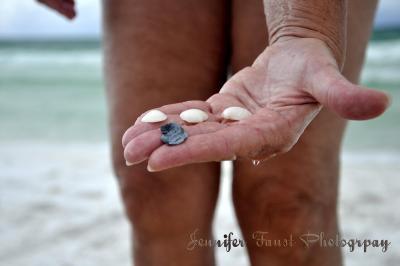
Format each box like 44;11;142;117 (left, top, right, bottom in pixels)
0;142;399;265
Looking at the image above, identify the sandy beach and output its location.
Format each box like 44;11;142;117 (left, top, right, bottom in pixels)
1;141;399;266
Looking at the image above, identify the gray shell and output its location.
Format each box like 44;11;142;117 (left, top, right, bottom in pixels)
160;123;188;145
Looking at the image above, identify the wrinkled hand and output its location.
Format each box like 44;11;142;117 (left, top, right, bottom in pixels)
122;38;389;171
37;0;76;19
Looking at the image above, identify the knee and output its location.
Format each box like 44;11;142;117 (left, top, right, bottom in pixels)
232;160;339;234
112;159;173;229
112;158;220;235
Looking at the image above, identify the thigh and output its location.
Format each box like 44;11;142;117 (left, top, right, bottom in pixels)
102;0;229;232
230;0;268;71
103;0;230;167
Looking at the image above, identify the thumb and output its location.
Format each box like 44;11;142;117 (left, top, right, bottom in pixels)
310;67;390;120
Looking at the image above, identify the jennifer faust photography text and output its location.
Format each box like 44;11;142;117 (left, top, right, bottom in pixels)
186;229;391;253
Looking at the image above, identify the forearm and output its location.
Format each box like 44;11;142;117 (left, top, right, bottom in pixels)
264;0;347;68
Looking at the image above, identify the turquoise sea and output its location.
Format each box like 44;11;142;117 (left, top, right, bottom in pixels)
0;32;399;150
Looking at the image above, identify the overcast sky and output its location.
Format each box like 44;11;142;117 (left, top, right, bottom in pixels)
0;0;399;38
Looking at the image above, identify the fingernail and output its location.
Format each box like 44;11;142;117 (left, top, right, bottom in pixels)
386;93;392;108
222;155;236;161
126;161;134;166
147;165;155;172
220;155;236;162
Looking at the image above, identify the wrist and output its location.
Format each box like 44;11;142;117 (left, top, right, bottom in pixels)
270;26;344;67
265;0;346;68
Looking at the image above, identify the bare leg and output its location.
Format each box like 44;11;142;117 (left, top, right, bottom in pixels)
231;0;377;265
102;0;229;265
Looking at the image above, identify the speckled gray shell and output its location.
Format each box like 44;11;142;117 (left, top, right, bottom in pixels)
160;123;188;145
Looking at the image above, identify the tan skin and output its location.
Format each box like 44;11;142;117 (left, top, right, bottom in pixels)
38;0;387;265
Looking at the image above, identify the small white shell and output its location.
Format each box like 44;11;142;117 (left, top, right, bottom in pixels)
222;106;252;121
180;108;208;123
141;109;167;123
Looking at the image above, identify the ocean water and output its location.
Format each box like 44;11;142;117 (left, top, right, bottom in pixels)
0;38;399;150
0;40;106;141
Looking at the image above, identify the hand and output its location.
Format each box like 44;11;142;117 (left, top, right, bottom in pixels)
122;38;389;171
37;0;76;19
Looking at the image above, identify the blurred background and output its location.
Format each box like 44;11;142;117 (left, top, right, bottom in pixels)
0;1;399;265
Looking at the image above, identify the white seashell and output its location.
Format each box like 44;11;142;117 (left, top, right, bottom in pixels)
180;108;208;123
141;109;167;123
222;106;252;121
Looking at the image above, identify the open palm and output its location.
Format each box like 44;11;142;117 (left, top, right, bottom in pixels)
123;38;389;171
